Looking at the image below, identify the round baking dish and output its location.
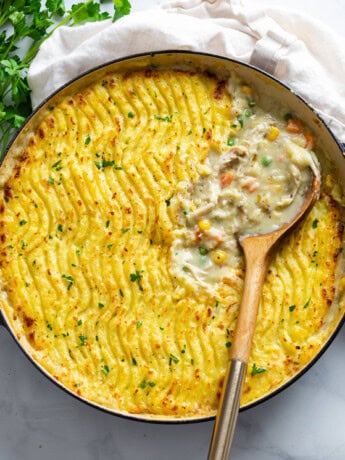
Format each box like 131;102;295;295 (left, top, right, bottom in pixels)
0;51;344;423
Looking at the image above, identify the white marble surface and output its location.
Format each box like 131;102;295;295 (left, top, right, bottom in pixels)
1;1;345;459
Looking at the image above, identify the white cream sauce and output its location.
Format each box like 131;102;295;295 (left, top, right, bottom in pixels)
170;72;319;291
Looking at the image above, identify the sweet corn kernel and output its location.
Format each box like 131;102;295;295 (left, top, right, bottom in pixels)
189;202;196;212
212;250;227;265
266;126;280;141
198;219;211;231
241;85;253;95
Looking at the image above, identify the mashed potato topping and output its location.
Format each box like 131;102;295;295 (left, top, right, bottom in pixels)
0;65;343;419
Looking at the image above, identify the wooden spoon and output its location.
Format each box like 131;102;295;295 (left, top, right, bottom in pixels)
208;166;321;460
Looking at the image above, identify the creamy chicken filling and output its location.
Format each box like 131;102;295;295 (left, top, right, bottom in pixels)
170;73;318;291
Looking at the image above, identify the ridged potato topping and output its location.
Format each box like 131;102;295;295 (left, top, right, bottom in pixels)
0;67;344;419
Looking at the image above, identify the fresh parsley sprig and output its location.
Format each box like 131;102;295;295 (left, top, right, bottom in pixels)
0;0;131;158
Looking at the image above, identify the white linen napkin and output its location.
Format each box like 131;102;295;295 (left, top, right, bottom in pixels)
28;0;345;142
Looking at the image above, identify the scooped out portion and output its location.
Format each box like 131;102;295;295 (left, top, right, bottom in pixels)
171;73;319;290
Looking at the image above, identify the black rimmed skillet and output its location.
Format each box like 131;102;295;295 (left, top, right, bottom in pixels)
0;50;345;424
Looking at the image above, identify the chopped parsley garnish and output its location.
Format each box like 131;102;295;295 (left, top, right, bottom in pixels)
119;289;124;297
84;135;91;145
19;219;27;226
154;114;172;122
136;320;143;329
57;224;63;232
251;363;266;375
303;298;311;309
52;159;62;171
130;270;143;282
244;109;251;118
101;364;110;375
121;228;130;234
312;218;319;229
139;380;156;389
62;274;74;290
127;111;134;118
130;270;144;290
132;357;137;366
98;302;105;308
105;220;110;228
169;353;179;365
78;335;87;347
48;177;54;184
94;159;115;170
225;341;232;348
227;137;235;146
289;305;296;312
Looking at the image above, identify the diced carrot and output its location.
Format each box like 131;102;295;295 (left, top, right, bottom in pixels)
243;180;259;193
303;132;315;149
220;171;233;188
285;118;302;134
194;229;202;244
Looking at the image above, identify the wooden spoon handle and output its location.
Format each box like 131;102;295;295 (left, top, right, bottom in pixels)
231;237;271;363
208;359;246;460
208;238;272;460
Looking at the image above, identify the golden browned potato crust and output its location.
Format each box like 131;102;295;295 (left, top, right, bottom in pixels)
0;69;344;419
